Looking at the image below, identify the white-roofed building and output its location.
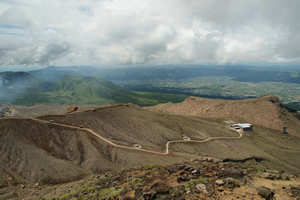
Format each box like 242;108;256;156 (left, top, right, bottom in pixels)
231;123;253;131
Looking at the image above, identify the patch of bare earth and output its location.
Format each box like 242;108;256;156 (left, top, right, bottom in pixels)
155;94;300;136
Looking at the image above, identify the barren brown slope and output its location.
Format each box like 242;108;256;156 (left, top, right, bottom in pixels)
37;103;238;151
0;113;216;186
1;101;299;189
37;103;300;173
156;94;300;135
0;119;89;187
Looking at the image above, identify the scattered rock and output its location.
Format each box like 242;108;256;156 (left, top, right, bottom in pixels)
290;185;300;198
218;168;243;179
191;169;201;175
257;186;275;200
177;176;191;183
167;168;178;174
196;184;207;194
184;166;194;171
177;165;185;170
215;179;224;186
179;171;185;175
264;172;277;180
224;178;240;189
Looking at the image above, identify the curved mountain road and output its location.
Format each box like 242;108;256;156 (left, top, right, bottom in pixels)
1;117;242;156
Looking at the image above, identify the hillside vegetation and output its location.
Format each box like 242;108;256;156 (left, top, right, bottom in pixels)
0;72;187;106
29;66;300;107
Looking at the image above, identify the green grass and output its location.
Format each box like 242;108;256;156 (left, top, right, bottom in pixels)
98;187;127;198
231;179;240;187
131;178;144;187
184;179;207;191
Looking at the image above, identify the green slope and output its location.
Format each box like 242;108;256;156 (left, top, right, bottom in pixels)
46;75;140;105
46;75;187;105
1;72;187;106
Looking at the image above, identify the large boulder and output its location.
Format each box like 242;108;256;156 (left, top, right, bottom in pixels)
257;186;274;200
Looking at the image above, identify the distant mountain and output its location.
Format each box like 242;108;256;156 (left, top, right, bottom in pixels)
0;71;39;85
30;65;300;83
0;71;50;104
29;66;99;81
0;72;186;106
28;66;300;111
45;75;146;105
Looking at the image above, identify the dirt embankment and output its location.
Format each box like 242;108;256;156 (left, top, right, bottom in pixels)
1;100;299;191
158;94;300;135
1;107;213;187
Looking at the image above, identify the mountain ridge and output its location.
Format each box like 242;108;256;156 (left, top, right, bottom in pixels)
1;98;299;187
0;72;187;106
149;94;300;136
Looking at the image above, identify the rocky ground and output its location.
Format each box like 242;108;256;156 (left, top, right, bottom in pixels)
32;158;300;200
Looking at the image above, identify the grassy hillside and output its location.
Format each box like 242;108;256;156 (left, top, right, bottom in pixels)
46;75;138;105
29;66;300;107
1;72;187;106
44;75;187;106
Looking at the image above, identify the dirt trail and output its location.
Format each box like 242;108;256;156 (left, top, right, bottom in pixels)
33;117;242;155
1;117;242;155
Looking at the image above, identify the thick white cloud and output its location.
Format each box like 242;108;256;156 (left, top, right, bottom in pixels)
0;0;299;67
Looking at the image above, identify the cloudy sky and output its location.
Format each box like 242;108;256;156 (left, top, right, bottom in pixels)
0;0;299;68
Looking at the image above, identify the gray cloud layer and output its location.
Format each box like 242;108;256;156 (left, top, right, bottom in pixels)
0;0;299;67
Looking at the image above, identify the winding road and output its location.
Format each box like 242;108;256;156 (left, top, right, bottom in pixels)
1;116;242;156
31;117;243;155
